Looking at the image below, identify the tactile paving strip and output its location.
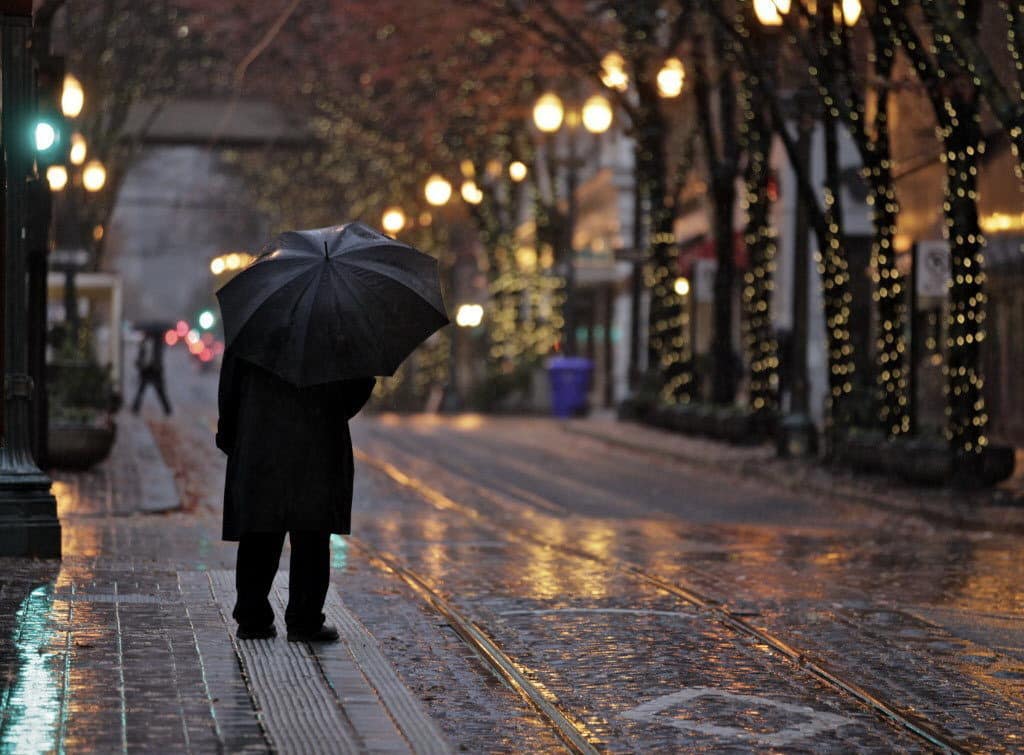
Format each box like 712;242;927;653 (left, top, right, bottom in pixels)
200;570;450;755
206;570;361;754
319;597;450;755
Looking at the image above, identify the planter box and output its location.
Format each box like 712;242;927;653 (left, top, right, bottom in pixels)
897;438;953;485
48;422;116;471
636;402;775;446
833;434;1014;487
980;444;1016;486
834;432;886;472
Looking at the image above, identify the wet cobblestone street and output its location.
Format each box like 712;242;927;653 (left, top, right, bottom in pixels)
0;350;1021;752
351;414;1024;751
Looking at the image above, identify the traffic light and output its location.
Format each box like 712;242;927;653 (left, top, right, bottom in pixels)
197;310;217;330
33;57;69;168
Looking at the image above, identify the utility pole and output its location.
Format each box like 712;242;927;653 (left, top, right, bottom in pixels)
0;0;62;557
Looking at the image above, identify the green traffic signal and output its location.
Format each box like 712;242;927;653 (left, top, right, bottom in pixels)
34;120;60;153
197;310;216;330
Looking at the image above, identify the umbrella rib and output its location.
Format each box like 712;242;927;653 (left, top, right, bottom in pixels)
285;265;328;380
332;256;444;314
330;267;391;372
218;259;314;343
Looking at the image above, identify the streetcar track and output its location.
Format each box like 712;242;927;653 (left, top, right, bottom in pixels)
360;422;852;533
357;429;813;595
354;443;967;754
348;537;603;755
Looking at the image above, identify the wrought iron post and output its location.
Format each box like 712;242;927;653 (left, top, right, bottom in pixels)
0;8;62;557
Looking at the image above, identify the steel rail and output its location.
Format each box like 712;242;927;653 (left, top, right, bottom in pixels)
355;447;967;755
347;537;603;755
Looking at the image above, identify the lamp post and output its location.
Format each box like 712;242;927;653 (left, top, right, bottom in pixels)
532;90;612;356
0;4;61;557
599;53;687;392
48;146;106;345
442;303;484;412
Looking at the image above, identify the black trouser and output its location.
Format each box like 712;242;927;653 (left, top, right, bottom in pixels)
131;375;172;415
233;530;331;632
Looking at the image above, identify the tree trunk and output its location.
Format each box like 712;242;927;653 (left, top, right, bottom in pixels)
739;76;779;418
866;21;907;437
943;92;988;477
639;108;689;403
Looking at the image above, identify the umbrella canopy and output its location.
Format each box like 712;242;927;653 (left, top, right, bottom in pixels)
216;222;449;386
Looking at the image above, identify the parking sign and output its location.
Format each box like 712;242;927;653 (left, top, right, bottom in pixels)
915;241;951;299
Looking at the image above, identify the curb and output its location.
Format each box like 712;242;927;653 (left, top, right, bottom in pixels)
563;420;1024;536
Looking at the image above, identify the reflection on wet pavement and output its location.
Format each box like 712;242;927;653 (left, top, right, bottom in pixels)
353;414;1024;751
3;350;1022;751
2;586;59;754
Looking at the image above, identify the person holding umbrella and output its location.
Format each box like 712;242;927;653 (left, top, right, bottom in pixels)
131;324;173;416
215;222;448;642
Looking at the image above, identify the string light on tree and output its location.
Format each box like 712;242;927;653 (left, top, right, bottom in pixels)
508;161;528;182
881;0;989;474
738;62;780;419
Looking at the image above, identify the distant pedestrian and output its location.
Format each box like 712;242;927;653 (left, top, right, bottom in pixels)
131;331;172;415
216;350;375;642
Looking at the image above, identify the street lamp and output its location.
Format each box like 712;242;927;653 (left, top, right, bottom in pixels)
443;303;484;411
753;0;860;26
381;206;406;234
532;90;613;355
533;92;564;133
45;164;68;191
460;180;483;205
455;303;484;328
1;7;61;556
81;159;106;192
600;52;630;92
209;251;255;277
753;5;821;458
69;132;86;165
656;58;686;99
424;174;453;207
753;0;790;26
60;73;84;118
599;51;690;391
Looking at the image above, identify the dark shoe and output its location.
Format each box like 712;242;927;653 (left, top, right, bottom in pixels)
237;624;277;640
287;623;339;643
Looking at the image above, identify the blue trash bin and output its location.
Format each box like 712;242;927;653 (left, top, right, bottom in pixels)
547;356;594;418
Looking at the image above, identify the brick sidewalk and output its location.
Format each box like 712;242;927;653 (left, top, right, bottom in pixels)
0;409;450;754
565;417;1024;535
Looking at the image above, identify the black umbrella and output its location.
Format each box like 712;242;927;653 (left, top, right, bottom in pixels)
216;222;449;386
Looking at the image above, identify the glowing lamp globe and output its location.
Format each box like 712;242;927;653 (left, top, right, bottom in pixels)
424;174;453;206
82;160;106;192
46;165;68;191
61;74;85;118
533;92;564;133
581;94;613;134
381;206;406;234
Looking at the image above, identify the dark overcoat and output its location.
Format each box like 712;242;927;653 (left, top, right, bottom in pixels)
216;352;375;541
